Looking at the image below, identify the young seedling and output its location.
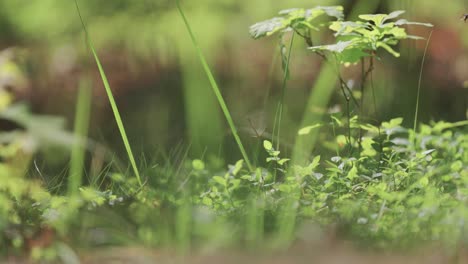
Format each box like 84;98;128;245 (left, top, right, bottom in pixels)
309;10;433;145
249;6;345;149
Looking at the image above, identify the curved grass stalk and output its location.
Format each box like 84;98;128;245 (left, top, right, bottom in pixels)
74;0;143;186
176;0;253;171
413;29;433;131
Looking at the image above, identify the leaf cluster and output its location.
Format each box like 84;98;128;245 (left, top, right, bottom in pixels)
309;10;433;63
249;6;344;39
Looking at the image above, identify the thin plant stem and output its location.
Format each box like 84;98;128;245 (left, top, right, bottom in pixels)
370;59;377;117
413;29;433;132
276;32;295;150
358;57;374;150
336;64;352;144
361;58;366;110
176;0;253;171
358;58;365;150
74;0;143;186
262;47;279;111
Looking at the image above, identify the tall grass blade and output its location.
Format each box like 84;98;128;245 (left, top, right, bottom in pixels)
68;77;92;196
275;33;295;150
413;29;433;131
176;0;253;171
74;0;143;186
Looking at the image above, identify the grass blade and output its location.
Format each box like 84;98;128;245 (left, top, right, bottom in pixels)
176;1;253;171
275;33;295;150
68;78;92;195
74;0;143;186
413;29;433;131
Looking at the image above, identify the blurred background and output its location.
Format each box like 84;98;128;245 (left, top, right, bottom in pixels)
0;0;466;168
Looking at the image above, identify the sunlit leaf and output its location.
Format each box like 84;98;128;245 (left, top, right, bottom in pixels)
382;10;406;23
309;40;355;53
249;17;287;39
359;14;388;26
263;140;273;150
250;6;344;39
346;165;358;180
338;48;369;63
213;176;227;186
316;5;344;20
298;124;322;135
394;19;433;28
377;42;400;57
192;159;205;171
232;160;244;176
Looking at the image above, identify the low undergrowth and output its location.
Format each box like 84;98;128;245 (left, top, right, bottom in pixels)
0;115;466;260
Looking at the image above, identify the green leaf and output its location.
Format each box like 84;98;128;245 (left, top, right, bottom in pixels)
377;42;400;57
277;184;292;193
310;155;321;170
359;14;388;26
263;140;273;151
385;27;407;39
250;6;344;39
382;10;406;23
346;165;358;180
330;21;366;36
422;149;436;156
338;48;369;63
394;19;433;27
278;158;290;165
309;40;355;53
359;10;405;26
232;160;244;176
202;196;212;206
298;124;322;135
213;176;227;186
331;115;343;126
293;156;320;178
249;17;287;39
382;117;404;129
230;179;241;189
279;34;291;79
278;8;303;16
419;177;429;187
316;6;344;20
267;157;279;163
192;159;205;171
450;161;463;172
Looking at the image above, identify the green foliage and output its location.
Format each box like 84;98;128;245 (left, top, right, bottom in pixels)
250;8;432;64
0;172;127;256
309;10;433;63
1;113;466;256
197;117;468;249
0;3;466;261
249;6;344;39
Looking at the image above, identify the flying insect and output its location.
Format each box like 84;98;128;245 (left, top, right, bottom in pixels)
461;14;468;22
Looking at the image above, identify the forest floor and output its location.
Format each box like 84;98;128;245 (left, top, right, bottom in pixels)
4;241;466;264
